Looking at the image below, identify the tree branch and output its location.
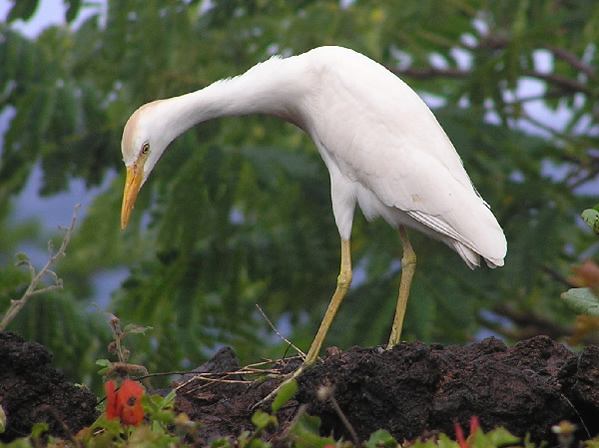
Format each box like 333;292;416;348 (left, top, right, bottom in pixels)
387;66;469;80
388;38;593;96
390;65;590;95
522;70;591;95
544;44;596;80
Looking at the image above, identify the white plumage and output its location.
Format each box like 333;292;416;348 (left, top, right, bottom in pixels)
121;46;506;366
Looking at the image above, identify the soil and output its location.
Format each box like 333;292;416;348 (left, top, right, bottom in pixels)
2;331;599;446
0;332;98;442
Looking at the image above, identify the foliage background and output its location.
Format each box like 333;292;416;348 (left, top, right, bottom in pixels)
1;0;598;392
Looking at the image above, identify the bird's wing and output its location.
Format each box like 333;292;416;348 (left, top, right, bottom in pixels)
354;124;505;265
307;50;505;262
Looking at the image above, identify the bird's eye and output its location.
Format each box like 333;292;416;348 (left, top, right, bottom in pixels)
141;143;150;155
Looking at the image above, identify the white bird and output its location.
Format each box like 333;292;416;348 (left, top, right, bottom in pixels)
120;46;506;367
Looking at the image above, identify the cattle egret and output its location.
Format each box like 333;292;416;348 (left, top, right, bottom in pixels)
121;46;506;368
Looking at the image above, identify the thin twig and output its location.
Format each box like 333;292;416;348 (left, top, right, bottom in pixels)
330;394;360;447
174;374;253;393
561;394;591;439
42;405;81;448
317;385;360;447
0;204;80;331
137;367;272;380
255;304;306;358
174;366;282;393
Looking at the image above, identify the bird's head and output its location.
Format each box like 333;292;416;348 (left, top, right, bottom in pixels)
120;102;168;230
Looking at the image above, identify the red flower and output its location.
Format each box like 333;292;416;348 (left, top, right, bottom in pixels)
455;416;480;448
105;379;144;426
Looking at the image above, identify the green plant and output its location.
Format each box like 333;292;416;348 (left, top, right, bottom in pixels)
582;205;599;236
561;207;599;345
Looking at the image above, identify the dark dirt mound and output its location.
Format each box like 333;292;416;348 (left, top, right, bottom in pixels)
2;332;599;446
0;332;98;442
175;336;599;446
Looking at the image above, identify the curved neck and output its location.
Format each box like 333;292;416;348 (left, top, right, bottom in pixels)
154;56;309;146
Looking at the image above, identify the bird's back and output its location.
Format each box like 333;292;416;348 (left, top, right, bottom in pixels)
292;47;506;268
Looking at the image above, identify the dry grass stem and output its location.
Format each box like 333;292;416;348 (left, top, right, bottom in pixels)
0;204;80;331
255;304;306;359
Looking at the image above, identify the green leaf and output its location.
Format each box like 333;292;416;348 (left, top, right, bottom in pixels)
271;379;297;413
473;426;520;447
561;288;599;316
65;0;82;23
30;422;49;439
6;0;38;22
582;209;599;235
290;414;336;448
143;389;177;422
0;405;6;434
96;358;111;375
158;389;177;410
251;410;277;431
210;437;234;448
15;253;29;263
365;429;398;448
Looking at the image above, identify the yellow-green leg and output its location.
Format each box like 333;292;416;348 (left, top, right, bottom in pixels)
253;239;353;408
304;238;353;365
387;226;417;349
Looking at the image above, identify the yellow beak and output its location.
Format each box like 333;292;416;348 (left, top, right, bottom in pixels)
121;164;143;229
